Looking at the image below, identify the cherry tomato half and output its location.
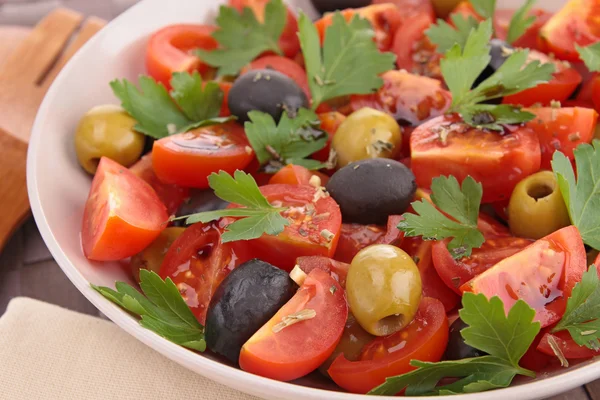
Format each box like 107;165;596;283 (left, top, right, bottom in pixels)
328;297;448;394
410;114;542;203
392;12;441;79
82;157;169;261
228;184;342;271
146;24;218;88
333;223;386;264
268;164;329;186
239;268;348;381
538;330;600;360
152;122;254;188
461;226;587;328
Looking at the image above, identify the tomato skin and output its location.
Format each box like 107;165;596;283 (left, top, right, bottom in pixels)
268;164;329;186
349;70;452;126
240;55;310;99
392;12;441;79
376;214;405;247
494;8;551;50
313;112;346;162
159;222;245;325
152;122;254;188
82;157;169;261
328;297;448;394
411;114;542;203
538;330;600;359
461;226;587;328
296;256;349;287
146;24;218;88
539;0;600;61
526;106;598;169
228;184;342;271
239;269;348;381
229;0;300;58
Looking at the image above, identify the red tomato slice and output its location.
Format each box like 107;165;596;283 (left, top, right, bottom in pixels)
296;256;349;287
410;114;542;203
159;222;245;325
228;184;342;271
241;55;309;99
268;164;329;186
239;268;348;381
328;297;448;394
314;4;403;52
538;330;600;359
503;52;582;107
152;122;254;188
375;214;405;247
494;8;552;50
229;0;300;58
82;157;169;261
372;0;435;22
146;24;218;88
313;112;346;162
333;223;386;264
402;237;460;311
526;106;598;170
520;330;555;371
539;0;600;61
129;154;189;215
461;226;587;328
349;70;452;126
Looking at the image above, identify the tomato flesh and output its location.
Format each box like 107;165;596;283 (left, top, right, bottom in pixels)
239;268;348;381
538;330;600;359
268;164;329;186
296;256;349;288
328;297;448;394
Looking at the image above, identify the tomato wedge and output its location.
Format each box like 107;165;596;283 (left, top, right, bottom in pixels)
146;24;218;88
228;184;342;271
461;226;587;327
152;122;254;188
268;164;329;186
159;222;245;325
349;70;452;126
296;256;349;287
328;297;448;394
240;55;310;99
333;223;386;264
538;330;600;360
494;8;552;51
239;268;348;381
82;157;168;261
411;114;541;203
526;106;598;169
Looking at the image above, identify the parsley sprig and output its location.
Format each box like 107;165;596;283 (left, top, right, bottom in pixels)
176;170;290;242
470;0;496;19
577;42;600;72
195;0;286;77
552;265;600;350
398;176;485;259
92;270;206;351
297;11;395;110
370;293;539;396
111;72;232;139
506;0;537;44
552;140;600;250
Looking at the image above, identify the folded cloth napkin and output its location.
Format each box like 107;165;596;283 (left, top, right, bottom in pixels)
0;297;261;400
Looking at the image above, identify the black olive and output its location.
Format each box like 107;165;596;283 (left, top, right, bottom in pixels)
172;189;229;227
326;158;416;225
472;39;514;95
228;69;309;123
309;0;370;14
444;318;487;360
205;259;298;363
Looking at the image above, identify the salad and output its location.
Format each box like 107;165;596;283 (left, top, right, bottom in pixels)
76;0;600;396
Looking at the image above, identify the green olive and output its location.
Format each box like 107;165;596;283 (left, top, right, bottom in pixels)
332;107;402;168
346;244;422;336
507;171;571;239
431;0;464;18
75;104;145;174
130;227;186;283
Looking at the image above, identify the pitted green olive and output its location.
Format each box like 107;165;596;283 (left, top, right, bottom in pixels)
130;227;186;283
332;107;402;168
75;104;145;174
346;244;422;336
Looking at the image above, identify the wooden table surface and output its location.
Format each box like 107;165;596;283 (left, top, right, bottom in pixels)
0;2;598;400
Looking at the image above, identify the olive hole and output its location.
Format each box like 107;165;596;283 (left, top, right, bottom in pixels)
375;314;405;336
527;183;554;201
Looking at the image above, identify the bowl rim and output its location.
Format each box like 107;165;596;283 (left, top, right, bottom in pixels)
26;0;600;399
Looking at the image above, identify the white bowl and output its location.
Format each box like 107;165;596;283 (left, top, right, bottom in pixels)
27;0;600;399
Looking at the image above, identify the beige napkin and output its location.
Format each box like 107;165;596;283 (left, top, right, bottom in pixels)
0;297;261;400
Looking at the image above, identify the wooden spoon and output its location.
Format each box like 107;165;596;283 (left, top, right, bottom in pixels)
0;9;106;251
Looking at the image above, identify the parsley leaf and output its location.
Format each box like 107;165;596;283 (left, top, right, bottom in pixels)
398;175;485;259
425;14;480;54
195;0;286;77
577;42;600;72
470;0;496;19
179;170;289;242
553;265;600;350
369;293;539;396
506;0;536;45
244;108;327;171
111;72;232;139
552;140;600;250
92;270;206;351
461;104;536;130
297;11;396;111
